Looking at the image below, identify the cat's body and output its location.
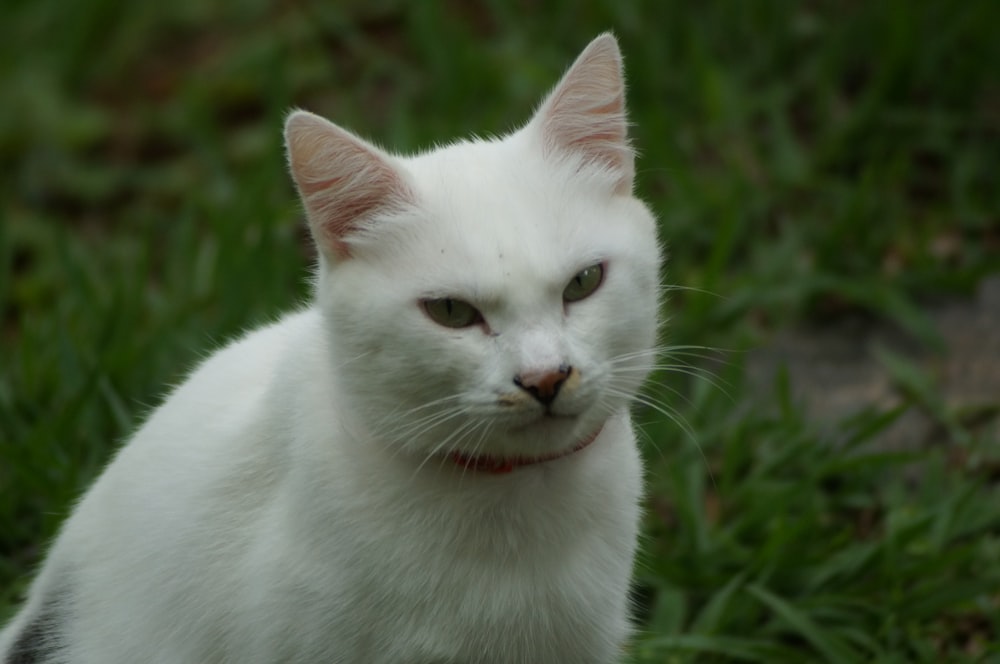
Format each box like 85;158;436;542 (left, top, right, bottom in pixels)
1;34;661;664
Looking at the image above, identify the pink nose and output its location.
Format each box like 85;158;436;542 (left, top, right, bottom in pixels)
514;365;572;406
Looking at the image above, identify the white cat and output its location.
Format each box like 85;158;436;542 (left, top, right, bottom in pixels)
1;33;661;664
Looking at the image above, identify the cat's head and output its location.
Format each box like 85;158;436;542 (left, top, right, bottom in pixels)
285;34;662;466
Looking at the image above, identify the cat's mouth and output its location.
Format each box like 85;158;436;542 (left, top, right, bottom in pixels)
495;411;599;457
505;411;584;445
448;423;604;475
513;411;578;428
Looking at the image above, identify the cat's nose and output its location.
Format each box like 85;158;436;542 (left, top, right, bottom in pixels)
513;364;572;406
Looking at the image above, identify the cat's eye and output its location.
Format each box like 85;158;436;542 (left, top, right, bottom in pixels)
563;263;605;303
423;298;483;328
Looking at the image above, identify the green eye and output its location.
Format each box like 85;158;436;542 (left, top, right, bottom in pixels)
423;298;483;328
563;263;605;303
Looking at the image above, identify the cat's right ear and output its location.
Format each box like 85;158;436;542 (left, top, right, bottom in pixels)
285;110;411;259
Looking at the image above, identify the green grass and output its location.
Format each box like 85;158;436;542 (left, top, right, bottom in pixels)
2;1;998;661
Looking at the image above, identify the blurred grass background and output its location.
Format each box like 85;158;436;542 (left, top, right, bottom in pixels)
1;1;999;661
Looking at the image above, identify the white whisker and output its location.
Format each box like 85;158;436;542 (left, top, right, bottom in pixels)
603;386;717;488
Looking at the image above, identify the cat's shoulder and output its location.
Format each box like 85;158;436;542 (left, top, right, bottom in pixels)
142;308;324;429
195;307;322;377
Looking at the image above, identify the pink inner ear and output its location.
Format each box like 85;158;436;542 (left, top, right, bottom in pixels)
535;34;634;192
545;94;628;166
286;111;409;259
303;180;396;257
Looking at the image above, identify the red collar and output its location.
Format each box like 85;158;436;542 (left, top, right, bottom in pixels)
448;425;603;474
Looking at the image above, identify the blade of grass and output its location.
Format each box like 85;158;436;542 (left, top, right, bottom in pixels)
747;584;859;664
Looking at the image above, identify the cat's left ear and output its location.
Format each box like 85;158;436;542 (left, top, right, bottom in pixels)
530;33;634;194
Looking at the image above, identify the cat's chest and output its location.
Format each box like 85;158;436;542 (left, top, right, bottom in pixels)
379;594;622;664
270;415;641;663
359;534;630;664
337;460;637;662
271;532;629;664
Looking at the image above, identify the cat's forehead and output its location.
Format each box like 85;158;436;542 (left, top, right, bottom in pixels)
400;138;614;274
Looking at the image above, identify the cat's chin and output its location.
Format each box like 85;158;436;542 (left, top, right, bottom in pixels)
501;412;595;454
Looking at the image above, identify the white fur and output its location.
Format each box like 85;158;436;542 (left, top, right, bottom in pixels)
1;33;662;663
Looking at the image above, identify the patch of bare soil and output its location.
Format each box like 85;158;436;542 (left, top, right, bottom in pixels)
747;275;1000;449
